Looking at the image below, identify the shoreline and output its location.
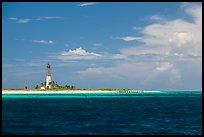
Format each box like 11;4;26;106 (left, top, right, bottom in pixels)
2;90;146;94
2;90;201;95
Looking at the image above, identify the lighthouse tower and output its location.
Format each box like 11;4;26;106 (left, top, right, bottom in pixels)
46;63;52;89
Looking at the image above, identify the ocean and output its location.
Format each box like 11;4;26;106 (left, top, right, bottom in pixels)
2;91;202;135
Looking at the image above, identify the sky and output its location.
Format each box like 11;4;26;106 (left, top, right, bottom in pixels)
2;2;202;90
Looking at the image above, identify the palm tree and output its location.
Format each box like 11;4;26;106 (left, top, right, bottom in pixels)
35;85;39;89
71;86;75;89
52;81;56;88
55;82;59;88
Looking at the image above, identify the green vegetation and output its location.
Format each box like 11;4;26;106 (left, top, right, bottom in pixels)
2;88;34;91
34;81;76;91
3;88;131;91
3;83;131;91
42;86;76;91
2;88;25;90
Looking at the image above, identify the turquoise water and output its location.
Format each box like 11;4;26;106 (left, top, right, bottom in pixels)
2;91;202;98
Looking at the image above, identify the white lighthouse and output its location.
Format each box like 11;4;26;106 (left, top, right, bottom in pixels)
46;63;52;89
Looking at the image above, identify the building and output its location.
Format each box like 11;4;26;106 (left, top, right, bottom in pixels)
40;86;45;90
46;63;52;89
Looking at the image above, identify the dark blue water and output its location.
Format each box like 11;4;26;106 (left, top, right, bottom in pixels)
2;91;202;135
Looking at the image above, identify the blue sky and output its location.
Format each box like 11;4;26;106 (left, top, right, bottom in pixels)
2;2;202;90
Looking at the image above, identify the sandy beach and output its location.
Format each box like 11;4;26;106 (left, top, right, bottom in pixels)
2;90;121;94
2;90;147;94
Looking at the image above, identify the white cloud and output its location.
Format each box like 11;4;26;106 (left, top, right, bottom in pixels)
9;16;62;23
77;3;202;90
114;3;202;60
139;4;202;57
142;20;189;46
112;36;143;41
119;45;170;56
61;47;101;56
181;2;202;25
112;54;127;59
121;36;143;41
17;19;31;23
9;17;31;23
33;40;54;44
142;62;182;87
155;62;173;72
36;16;63;20
78;2;97;7
78;62;155;80
8;17;18;20
56;47;102;60
168;32;194;46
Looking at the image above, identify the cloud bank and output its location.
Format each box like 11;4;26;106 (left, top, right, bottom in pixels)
78;3;202;90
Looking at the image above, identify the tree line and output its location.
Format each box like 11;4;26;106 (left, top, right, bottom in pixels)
35;81;76;90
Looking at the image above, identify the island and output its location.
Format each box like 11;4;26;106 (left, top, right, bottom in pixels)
2;63;146;94
2;88;145;94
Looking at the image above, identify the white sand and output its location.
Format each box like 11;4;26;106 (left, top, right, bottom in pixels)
2;90;145;94
2;90;120;94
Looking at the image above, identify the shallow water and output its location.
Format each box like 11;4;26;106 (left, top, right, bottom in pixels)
2;91;201;98
2;91;202;135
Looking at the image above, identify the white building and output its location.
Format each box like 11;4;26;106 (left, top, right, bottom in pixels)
40;87;45;90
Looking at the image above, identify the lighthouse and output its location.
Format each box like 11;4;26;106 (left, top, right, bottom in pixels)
46;63;52;89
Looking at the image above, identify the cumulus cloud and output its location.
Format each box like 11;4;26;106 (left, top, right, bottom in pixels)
182;2;202;25
56;47;102;60
168;32;194;46
136;3;200;58
33;40;54;44
78;61;184;90
78;3;202;90
139;4;201;57
61;47;101;56
78;2;97;7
